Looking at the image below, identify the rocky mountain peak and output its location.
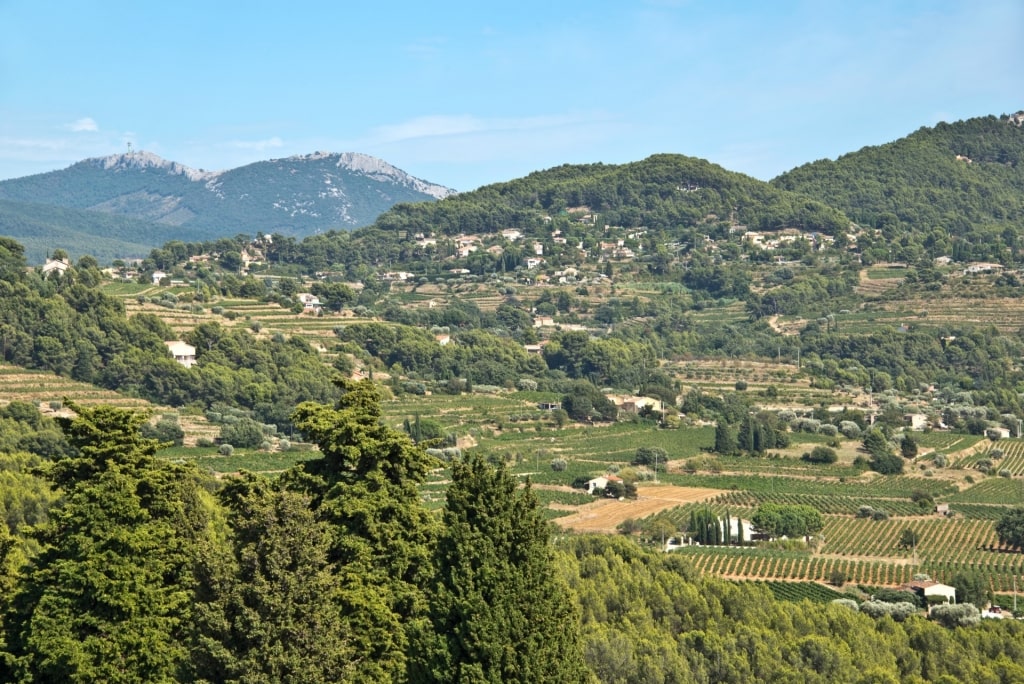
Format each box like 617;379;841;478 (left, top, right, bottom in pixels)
86;151;219;182
283;151;455;199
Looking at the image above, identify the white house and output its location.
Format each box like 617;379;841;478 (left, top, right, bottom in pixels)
164;341;197;369
609;395;665;415
986;426;1011;440
902;580;956;604
297;293;322;312
41;257;70;277
585;474;623;495
152;270;168;285
904;413;928;431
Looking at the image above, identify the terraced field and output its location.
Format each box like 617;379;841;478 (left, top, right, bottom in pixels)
0;364;154;411
0;363;221;447
877;296;1024;333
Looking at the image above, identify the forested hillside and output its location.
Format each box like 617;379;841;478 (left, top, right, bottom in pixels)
774;113;1024;262
0;238;340;428
4;111;1024;681
375;154;850;237
0;199;202;263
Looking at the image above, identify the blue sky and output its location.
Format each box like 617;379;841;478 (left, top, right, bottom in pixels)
0;0;1020;191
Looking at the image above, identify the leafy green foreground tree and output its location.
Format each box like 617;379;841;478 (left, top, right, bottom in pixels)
286;379;441;682
190;475;356;683
420;452;589;683
1;404;211;683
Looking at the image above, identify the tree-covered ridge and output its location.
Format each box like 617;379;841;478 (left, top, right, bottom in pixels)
375;154;850;237
0;238;340;429
0;200;169;264
773;113;1024;252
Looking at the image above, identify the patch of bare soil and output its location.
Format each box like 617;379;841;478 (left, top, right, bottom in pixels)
554;485;724;533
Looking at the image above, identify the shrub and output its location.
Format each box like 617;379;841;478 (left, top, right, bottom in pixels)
259;440;273;451
517;378;538;392
141;415;185;447
818;424;839;437
791;418;821;433
831;598;860;611
874;589;922;607
218;444;234;456
633;446;668;470
1000;469;1012;478
196;437;214;448
220;418;266;449
888;602;920;622
829;569;848;586
860;600;917;621
930;603;981;627
734;380;748;391
402;382;427;395
550;458;568;472
802;446;838;464
839;421;862;439
278;438;291;451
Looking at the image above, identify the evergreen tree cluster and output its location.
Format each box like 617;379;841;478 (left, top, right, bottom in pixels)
0;385;587;683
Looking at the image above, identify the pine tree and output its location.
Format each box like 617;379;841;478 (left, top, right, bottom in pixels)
2;403;209;683
421;453;589;683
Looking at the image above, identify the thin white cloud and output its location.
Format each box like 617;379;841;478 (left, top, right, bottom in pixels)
225;136;284;152
368;113;607;146
68;117;99;132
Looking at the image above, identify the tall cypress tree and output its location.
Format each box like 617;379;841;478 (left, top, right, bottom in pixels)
421;453;589;683
714;420;738;455
288;378;440;681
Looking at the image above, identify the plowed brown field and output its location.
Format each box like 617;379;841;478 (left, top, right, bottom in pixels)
554;485;723;533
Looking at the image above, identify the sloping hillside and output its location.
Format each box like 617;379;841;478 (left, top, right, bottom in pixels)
773;113;1024;240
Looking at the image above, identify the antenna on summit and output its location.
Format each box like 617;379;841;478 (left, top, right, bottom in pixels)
126;141;134;156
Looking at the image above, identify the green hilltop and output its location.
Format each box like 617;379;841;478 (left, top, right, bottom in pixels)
375;153;850;238
773;112;1024;259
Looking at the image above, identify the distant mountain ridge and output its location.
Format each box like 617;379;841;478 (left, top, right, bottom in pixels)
0;150;455;260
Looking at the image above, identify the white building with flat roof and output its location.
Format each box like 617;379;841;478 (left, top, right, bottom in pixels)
164;341;196;368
